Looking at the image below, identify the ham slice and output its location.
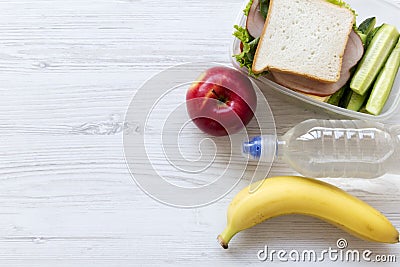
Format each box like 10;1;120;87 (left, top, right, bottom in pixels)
270;30;364;96
246;0;265;38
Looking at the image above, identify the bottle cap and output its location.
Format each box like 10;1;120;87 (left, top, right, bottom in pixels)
242;134;277;162
242;136;262;159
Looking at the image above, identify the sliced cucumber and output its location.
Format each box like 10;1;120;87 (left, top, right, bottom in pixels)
357;32;367;46
358;106;371;114
350;24;399;95
356;17;376;46
339;87;353;108
358;17;376;35
327;86;346;106
365;25;381;47
346;91;369;111
366;38;400;115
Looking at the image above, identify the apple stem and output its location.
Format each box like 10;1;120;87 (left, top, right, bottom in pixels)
212;89;220;98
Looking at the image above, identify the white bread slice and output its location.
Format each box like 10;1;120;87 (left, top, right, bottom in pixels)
252;0;354;83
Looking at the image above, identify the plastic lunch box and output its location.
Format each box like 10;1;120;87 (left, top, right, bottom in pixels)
230;0;400;121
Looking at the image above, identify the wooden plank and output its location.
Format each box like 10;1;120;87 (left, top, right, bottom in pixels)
0;0;399;265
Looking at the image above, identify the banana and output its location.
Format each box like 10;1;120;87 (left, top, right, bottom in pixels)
217;176;399;249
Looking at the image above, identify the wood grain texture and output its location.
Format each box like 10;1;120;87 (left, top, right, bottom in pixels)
0;0;399;266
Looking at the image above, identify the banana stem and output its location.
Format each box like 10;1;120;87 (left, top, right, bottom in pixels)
217;227;236;249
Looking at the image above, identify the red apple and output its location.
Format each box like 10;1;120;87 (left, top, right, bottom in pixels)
186;66;257;136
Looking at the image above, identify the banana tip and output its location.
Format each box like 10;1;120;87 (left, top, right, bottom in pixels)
217;235;228;249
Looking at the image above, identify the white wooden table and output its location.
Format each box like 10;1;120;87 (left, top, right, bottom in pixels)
0;0;399;266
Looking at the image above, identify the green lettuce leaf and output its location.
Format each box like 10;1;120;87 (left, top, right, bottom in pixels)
233;25;264;77
243;0;254;16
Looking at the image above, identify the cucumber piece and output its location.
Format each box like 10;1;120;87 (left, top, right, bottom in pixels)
339;87;353;108
365;25;381;47
366;38;400;115
356;17;376;46
327;86;346;106
350;24;399;95
346;91;369;111
358;17;376;35
357;32;367;46
358;106;371;114
354;28;367;46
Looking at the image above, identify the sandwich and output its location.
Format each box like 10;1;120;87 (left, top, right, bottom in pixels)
234;0;364;97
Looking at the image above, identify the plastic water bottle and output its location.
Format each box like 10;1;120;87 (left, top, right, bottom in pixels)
242;119;400;178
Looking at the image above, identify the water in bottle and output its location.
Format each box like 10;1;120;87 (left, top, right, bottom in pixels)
242;119;400;178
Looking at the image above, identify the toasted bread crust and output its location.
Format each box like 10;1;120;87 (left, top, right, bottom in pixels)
252;0;276;74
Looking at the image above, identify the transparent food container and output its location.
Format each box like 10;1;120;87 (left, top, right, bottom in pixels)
231;0;400;121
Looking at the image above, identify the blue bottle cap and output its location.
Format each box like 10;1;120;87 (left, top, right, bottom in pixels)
243;136;262;159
